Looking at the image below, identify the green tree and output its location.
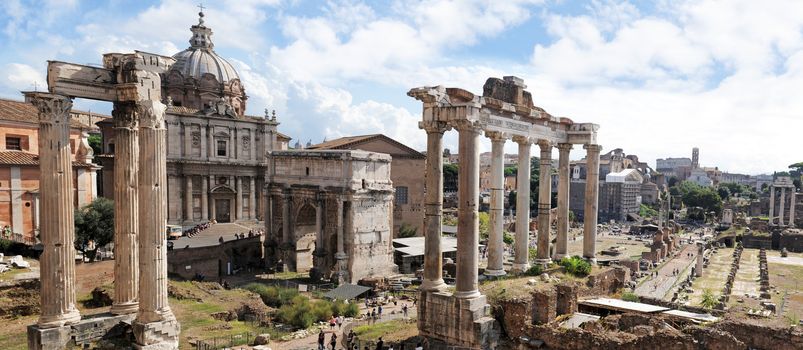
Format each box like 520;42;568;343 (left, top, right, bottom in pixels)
717;186;730;201
74;198;114;262
504;166;517;177
443;163;458;192
88;134;102;155
639;204;657;218
678;181;723;216
478;212;490;240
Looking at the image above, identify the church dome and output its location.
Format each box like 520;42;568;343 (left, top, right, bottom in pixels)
163;10;247;116
169;11;239;83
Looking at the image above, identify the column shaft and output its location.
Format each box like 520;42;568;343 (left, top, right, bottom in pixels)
769;187;775;224
135;101;175;324
282;193;291;243
335;197;347;282
512;137;531;272
536;141;553;262
780;187;787;226
485;133;506;276
184;175;193;222
201;177;209;221
111;102;139;315
315;196;324;255
249;177;256;220
420;122;448;291
455;121;481;299
28;92;81;328
236;177;243;220
555;143;572;260
583;144;602;262
791;192;797;227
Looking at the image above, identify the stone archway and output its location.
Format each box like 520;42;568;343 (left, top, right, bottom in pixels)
294;203;317;272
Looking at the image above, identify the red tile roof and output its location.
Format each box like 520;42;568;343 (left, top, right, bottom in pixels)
0;98;101;129
307;134;424;158
0;151;96;168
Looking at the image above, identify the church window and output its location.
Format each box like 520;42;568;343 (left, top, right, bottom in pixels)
5;136;21;150
395;186;409;205
217;140;227;156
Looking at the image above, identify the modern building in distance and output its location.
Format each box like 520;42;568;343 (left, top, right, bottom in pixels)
307;134;426;237
656;157;692;179
0;98;102;244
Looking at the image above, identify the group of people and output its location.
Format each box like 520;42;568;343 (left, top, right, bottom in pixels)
183;220;215;238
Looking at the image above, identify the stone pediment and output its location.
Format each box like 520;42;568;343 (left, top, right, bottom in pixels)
211;185;235;193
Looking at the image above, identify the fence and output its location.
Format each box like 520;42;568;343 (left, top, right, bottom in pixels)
195;330;267;350
258;278;335;293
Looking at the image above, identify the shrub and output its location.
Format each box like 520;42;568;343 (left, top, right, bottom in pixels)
312;300;333;321
343;302;359;317
277;295;315;329
503;231;514;245
559;256;592;277
523;264;543;276
528;247;538;261
621;292;639;302
700;288;718;309
243;284;298;308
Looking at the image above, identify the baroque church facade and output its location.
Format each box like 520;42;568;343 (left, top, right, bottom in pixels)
97;12;396;282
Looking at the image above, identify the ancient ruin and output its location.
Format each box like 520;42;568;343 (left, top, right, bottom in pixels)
769;176;797;227
25;52;180;349
409;76;601;349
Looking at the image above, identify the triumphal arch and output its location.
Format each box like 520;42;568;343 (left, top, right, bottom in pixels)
25;52;180;349
409;76;601;349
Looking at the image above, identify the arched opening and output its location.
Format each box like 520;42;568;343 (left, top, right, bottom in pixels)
294;203;317;272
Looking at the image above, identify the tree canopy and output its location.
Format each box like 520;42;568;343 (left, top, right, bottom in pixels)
675;181;723;217
74;197;114;262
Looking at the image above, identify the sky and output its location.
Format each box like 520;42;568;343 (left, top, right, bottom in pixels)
0;0;801;175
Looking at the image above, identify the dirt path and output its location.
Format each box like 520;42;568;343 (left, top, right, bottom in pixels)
635;244;698;300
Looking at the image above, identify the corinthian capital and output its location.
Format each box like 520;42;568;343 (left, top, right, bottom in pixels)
485;131;508;142
112;102;139;129
452;119;484;134
25;92;72;125
419;120;450;134
137;100;167;129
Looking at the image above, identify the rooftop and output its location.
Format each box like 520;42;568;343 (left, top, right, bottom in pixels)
0;98;101;129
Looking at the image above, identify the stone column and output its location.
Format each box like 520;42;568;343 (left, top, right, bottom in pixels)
583;144;602;263
536;140;553;263
27;92;81;328
779;187;786;226
134;100;179;348
769;187;775;225
209;176;216;220
200;124;207;158
282;192;291;243
696;242;704;277
555;143;572;260
249;177;256;220
236;177;243;221
512;136;532;272
485;132;506;277
314;193;324;256
207;125;214;159
201;177;209;221
455;120;481;299
335;196;347;282
790;192;796;227
184;175;193;222
420;121;449;291
110;102;139;315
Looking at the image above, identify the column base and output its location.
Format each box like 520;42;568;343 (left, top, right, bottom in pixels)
454;289;481;299
420;278;448;292
510;262;530;273
27;324;72;350
37;308;81;329
418;290;498;349
133;318;180;350
533;258;551;266
483;268;507;277
553;253;568;261
110;301;139;315
583;257;597;264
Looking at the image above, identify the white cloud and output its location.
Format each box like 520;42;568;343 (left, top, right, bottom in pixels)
1;63;46;92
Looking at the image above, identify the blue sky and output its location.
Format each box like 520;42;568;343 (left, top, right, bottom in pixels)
1;0;802;174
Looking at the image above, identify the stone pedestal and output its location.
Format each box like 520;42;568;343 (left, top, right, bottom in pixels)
27;325;72;350
418;291;497;349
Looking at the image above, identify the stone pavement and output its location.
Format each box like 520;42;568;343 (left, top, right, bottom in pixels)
634;243;698;300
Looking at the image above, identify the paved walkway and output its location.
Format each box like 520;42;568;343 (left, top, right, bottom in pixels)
634;244;698;300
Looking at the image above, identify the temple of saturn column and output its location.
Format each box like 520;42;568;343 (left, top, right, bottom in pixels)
410;76;600;349
26;52;180;349
769;176;797;228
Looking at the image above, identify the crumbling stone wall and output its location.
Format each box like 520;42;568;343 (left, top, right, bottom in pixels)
780;229;803;252
494;297;532;340
584;267;628;296
715;320;803;350
531;289;556;325
555;284;577;316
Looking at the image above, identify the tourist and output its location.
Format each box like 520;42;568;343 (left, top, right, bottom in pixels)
337;315;344;329
318;330;326;350
330;315;337;330
376;337;384;350
402;304;409;319
347;330;356;348
330;333;338;350
378;305;383;318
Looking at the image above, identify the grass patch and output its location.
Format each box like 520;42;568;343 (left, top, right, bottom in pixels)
0;267;30;281
353;319;416;342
